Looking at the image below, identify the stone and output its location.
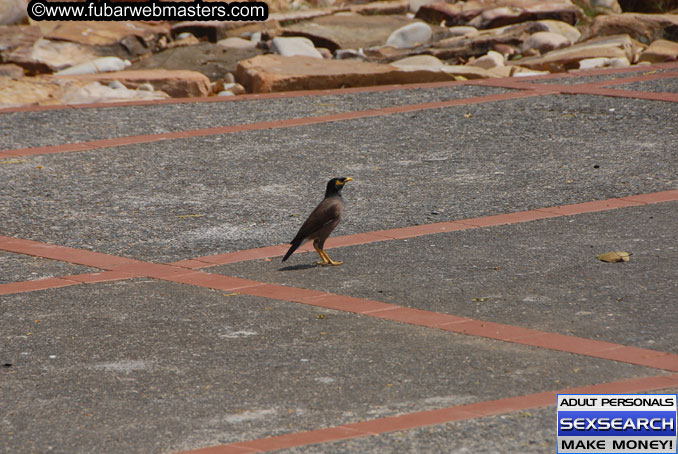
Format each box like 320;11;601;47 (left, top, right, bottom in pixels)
522;31;572;54
35;21;170;58
350;1;408;16
416;0;583;29
0;63;24;78
429;21;550;62
271;36;323;58
236;54;505;93
578;56;630;69
0;25;41;56
512;34;641;72
617;0;678;13
129;42;264;82
0;76;70;108
390;54;446;68
468;50;505;68
216;37;257;50
638;39;678;62
280;14;417;52
166;34;201;49
0;0;27;25
408;0;436;14
171;20;281;43
55;57;131;76
385;22;433;48
587;13;678;45
60;81;170;104
447;26;480;37
538;19;581;43
5;38;100;75
53;69;211;98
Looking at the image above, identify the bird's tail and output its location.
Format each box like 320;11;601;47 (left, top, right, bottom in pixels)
282;240;302;262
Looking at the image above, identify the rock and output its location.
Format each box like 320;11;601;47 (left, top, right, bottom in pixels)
522;31;571;54
538;19;581;43
53;69;211;98
512;34;641;72
271;36;323;58
236;54;503;93
416;0;583;29
617;0;678;13
60;81;170;104
350;1;408;16
0;63;24;78
578;56;630;69
171;20;281;43
448;26;480;37
0;76;70;108
55;57;131;76
280;14;418;52
0;25;41;57
639;39;678;62
0;0;27;25
129;42;264;82
35;21;169;58
591;0;622;12
468;50;505;68
429;21;550;62
409;0;436;14
588;13;678;44
5;38;100;75
167;34;201;49
386;22;433;48
217;37;257;49
390;54;446;68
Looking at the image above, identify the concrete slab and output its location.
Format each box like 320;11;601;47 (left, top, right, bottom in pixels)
0;280;660;454
0;94;675;263
617;76;678;93
276;406;557;454
276;386;678;454
0;251;96;284
0;85;508;151
216;202;678;354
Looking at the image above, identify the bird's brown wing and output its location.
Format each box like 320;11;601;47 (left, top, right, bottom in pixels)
291;196;344;244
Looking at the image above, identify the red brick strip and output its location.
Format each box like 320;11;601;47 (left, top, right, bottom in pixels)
177;373;678;454
160;273;677;373
172;190;678;268
2;91;542;158
0;235;141;268
0;270;137;295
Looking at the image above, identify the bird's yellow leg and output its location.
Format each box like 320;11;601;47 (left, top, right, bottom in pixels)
314;244;330;265
320;249;343;266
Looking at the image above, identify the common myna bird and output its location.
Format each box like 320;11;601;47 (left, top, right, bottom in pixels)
282;177;353;266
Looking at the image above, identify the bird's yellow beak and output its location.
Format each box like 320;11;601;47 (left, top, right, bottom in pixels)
344;177;353;182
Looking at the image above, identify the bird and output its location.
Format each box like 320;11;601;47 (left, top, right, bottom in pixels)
282;177;353;266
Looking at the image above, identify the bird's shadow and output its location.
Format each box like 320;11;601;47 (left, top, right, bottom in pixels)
279;264;317;271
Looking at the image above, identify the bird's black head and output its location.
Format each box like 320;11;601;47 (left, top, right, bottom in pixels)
325;177;353;197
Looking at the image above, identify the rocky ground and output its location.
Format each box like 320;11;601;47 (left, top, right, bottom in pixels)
1;0;678;107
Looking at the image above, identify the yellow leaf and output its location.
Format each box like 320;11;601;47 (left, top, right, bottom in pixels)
596;251;631;263
464;113;473;118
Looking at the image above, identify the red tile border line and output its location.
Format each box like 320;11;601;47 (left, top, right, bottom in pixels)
171;189;678;268
175;373;678;454
4;67;677;158
1;91;544;158
3;191;678;372
0;270;139;296
1;62;675;115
